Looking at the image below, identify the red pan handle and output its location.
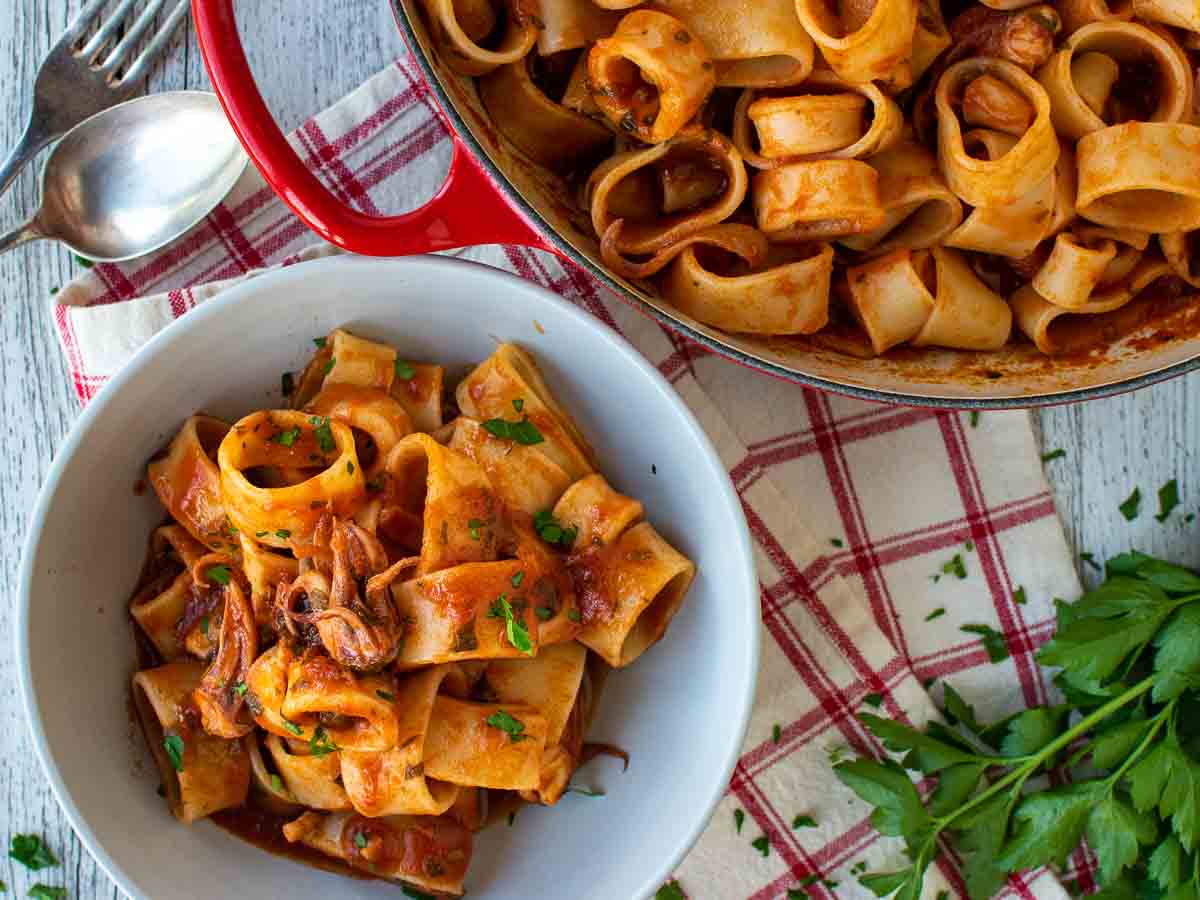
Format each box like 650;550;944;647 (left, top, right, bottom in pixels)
192;0;555;256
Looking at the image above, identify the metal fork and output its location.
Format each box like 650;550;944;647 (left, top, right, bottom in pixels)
0;0;191;199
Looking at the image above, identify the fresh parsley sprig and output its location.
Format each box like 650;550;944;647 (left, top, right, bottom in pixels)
836;550;1200;900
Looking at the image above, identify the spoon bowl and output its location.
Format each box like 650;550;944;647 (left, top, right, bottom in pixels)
2;91;246;262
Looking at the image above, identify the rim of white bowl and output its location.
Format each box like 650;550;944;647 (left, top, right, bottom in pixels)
16;254;760;900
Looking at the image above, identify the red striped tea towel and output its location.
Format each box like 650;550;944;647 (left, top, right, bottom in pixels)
51;57;1081;899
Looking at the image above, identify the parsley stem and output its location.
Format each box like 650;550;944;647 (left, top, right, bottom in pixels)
931;674;1156;831
1104;699;1174;786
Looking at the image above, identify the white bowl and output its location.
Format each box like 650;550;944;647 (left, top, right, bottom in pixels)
17;256;759;900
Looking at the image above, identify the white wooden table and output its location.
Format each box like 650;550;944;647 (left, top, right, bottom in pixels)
1;2;1197;897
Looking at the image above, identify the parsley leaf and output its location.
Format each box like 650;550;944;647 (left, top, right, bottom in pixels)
468;518;483;541
233;682;248;697
793;815;817;829
322;357;336;376
961;623;1010;663
8;835;58;871
376;689;395;702
567;608;582;623
312;337;326;348
271;425;301;447
942;554;967;580
282;718;303;736
1156;479;1181;522
485;709;527;742
1014;586;1027;605
28;887;67;900
309;725;340;757
163;734;185;772
772;724;782;744
734;809;745;833
394;359;415;380
656;882;685;900
968;410;980;428
863;692;884;708
830;538;844;548
275;529;291;540
751;835;770;857
533;509;578;547
482;416;544;445
925;607;946;622
487;594;533;655
512;570;525;588
1041;448;1066;462
308;416;336;453
206;565;232;586
1119;488;1142;521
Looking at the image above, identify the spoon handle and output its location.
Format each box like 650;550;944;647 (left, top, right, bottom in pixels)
0;116;55;202
0;218;45;257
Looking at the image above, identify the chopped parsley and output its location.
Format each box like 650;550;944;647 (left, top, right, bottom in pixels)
961;623;1010;663
200;616;209;636
281;372;295;396
309;726;340;757
1156;478;1180;522
394;359;416;380
323;358;336;376
163;734;185;772
206;565;232;586
482;416;544;445
968;410;980;428
964;539;975;552
346;461;354;475
271;425;301;447
28;886;67;900
376;689;396;702
734;809;745;833
468;518;484;541
233;682;248;697
751;835;770;857
485;709;527;742
772;724;781;744
1040;448;1066;463
354;832;368;849
567;609;582;623
402;887;435;900
942;554;967;580
282;718;303;736
656;882;685;900
535;606;554;621
488;594;533;655
275;529;292;540
533;509;578;547
863;692;883;708
270;774;287;795
1013;586;1027;605
513;398;524;412
8;835;58;870
313;336;326;348
830;538;844;548
1080;551;1100;571
793;815;817;829
309;416;336;453
511;570;525;587
1119;487;1142;521
925;607;946;622
255;531;268;538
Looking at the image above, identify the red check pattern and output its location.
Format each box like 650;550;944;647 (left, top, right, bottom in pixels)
50;58;1080;899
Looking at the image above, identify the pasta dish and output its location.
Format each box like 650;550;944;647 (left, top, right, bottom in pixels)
419;0;1200;356
128;331;695;896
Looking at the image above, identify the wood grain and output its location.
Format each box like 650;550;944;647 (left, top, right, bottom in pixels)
2;2;1198;897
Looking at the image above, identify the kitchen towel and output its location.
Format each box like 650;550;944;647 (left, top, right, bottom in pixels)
50;56;1083;899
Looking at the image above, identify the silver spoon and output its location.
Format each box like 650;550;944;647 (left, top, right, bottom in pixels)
0;91;247;262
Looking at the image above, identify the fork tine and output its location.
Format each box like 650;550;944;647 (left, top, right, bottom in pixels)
59;0;110;45
80;0;140;62
117;0;190;85
99;0;169;73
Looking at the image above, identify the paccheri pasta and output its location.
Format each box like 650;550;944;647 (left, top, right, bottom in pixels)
129;332;695;896
428;0;1200;355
